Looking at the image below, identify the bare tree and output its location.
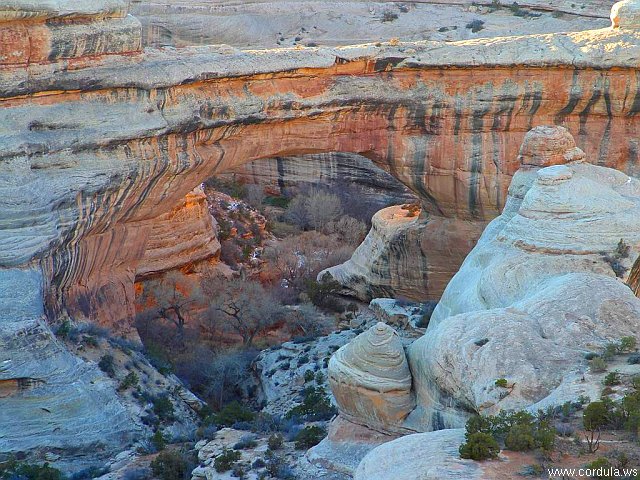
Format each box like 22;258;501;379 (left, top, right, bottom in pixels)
284;195;308;229
136;271;202;338
325;215;368;246
245;184;265;209
262;232;353;294
304;189;343;231
287;303;333;338
205;278;285;347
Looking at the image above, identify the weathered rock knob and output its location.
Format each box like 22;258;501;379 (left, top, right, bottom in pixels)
517;125;585;167
328;322;415;432
611;0;640;28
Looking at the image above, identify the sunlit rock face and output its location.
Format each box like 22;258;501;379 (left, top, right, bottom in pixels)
136;186;220;279
5;24;640;331
328;323;415;434
130;0;610;49
611;0;640;28
407;128;640;429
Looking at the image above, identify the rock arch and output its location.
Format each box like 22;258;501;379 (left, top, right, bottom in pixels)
2;0;640;456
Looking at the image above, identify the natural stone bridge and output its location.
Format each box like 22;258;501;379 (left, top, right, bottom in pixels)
2;0;640;458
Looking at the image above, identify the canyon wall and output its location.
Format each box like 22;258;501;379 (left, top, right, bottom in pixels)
226;152;417;215
322;206;486;301
2;0;640;458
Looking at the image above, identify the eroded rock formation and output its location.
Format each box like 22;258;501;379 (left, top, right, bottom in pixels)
354;429;479;480
130;0;610;49
136;186;220;279
323;206;487;301
328;323;415;434
329;126;640;442
226;152;417;215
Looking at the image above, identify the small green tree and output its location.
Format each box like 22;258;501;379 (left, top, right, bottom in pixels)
151;451;189;480
214;449;241;473
619;336;637;353
504;423;535;451
459;432;500;461
294;426;326;450
583;402;609;453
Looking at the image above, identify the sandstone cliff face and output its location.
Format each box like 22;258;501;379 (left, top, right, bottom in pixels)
0;268;139;462
226;152;417;214
136;186;220;279
327;127;640;440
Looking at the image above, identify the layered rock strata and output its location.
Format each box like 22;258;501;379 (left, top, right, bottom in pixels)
328;323;415;434
136;186;220;279
354;429;480;480
226;152;417;215
408;158;640;423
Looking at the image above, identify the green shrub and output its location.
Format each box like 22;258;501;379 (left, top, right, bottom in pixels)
55;320;72;340
151;430;166;451
263;196;291;208
519;464;544;476
619;336;637;353
603;343;619;361
151;395;175;422
0;461;64;480
285;386;336;421
585;457;612;478
459;432;500;461
504;423;535;451
268;433;285;450
603;372;621;386
150;451;190;480
590;357;608;373
294;426;326;450
462;411;554;455
303;370;315;383
98;355;116;377
495;378;508;388
210;401;255;427
305;274;344;313
118;372;139;391
213;449;241;473
82;335;99;348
